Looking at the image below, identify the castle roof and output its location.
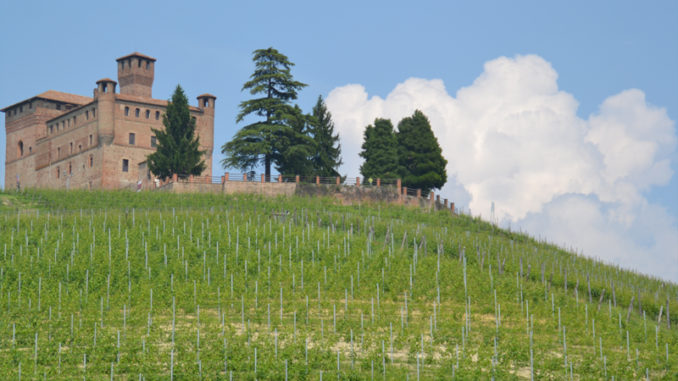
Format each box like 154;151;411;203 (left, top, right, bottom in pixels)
116;93;202;112
116;52;157;62
197;93;217;99
1;90;92;112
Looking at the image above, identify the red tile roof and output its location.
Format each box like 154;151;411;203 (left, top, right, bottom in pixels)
116;52;157;62
1;90;92;112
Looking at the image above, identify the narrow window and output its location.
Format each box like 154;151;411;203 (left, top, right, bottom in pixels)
57;147;61;158
85;110;89;120
70;142;73;153
135;108;140;117
18;141;24;157
78;144;82;152
129;133;136;145
29;147;32;154
145;109;150;119
146;61;150;70
19;106;23;113
68;162;72;175
138;59;142;68
122;159;129;172
151;136;157;147
89;155;93;167
125;107;130;116
49;125;54;134
155;111;160;120
89;134;93;146
56;167;60;179
28;102;32;109
92;108;96;118
73;116;77;125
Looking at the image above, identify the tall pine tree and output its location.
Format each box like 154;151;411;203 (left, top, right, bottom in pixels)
221;47;307;179
147;85;205;179
359;118;399;180
396;110;447;194
309;95;342;177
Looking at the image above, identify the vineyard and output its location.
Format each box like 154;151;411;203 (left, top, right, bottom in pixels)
0;189;675;379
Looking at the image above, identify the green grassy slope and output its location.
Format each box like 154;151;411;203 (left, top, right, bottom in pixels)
0;189;675;380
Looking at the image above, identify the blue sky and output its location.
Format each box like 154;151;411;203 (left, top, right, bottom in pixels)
1;1;676;280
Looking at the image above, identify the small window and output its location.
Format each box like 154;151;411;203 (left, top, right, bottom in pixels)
145;109;150;119
89;134;93;146
56;104;61;110
70;142;73;153
135;108;140;117
57;147;61;158
29;146;32;154
28;103;32;109
92;108;96;118
155;111;160;120
146;61;150;70
78;144;82;152
122;159;129;172
67;119;71;128
85;110;89;120
151;136;157;147
68;162;72;175
49;125;54;134
73;116;77;125
129;133;136;145
56;167;60;179
19;106;23;113
89;155;93;167
62;121;65;130
18;141;24;157
138;59;142;68
125;107;130;116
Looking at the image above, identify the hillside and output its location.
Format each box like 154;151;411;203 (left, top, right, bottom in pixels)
0;189;675;379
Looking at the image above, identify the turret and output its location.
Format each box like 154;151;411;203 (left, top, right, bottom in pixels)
196;94;216;176
116;52;156;98
95;78;117;144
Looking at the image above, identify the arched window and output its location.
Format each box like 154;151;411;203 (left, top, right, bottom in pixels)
155;111;160;120
125;107;130;116
135;108;140;117
145;109;150;119
17;141;24;158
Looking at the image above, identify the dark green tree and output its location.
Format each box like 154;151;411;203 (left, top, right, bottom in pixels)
359;118;399;181
147;85;205;179
309;95;342;177
396;110;447;194
221;47;307;179
275;105;316;176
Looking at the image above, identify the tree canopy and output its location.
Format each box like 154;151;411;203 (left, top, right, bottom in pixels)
221;47;307;178
396;110;447;193
309;96;342;177
147;85;205;179
359;118;399;180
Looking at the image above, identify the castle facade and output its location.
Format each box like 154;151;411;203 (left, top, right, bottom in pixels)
2;52;215;190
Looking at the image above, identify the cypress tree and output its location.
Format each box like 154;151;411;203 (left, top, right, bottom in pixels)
359;118;399;181
147;85;206;179
309;95;342;177
396;110;447;194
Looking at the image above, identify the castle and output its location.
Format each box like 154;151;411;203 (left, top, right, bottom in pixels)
2;53;215;190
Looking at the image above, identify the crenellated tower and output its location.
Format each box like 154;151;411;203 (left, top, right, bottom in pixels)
116;52;155;98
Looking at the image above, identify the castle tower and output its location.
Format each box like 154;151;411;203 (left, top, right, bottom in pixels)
116;52;155;98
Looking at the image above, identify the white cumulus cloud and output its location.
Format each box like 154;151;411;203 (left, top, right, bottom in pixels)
326;54;678;281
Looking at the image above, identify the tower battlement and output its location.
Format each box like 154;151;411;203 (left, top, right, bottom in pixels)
116;52;156;98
